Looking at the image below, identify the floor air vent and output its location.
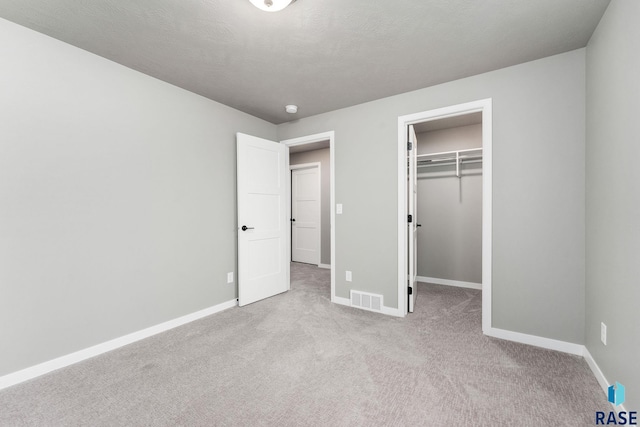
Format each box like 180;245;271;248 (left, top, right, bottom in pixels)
350;290;383;313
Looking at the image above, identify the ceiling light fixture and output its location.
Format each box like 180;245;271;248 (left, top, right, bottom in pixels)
249;0;295;12
285;105;298;114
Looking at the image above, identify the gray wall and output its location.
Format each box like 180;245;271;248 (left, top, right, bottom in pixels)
0;18;276;377
586;0;640;410
416;125;482;284
290;148;331;266
278;49;586;344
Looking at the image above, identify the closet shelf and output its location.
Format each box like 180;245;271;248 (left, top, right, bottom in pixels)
415;147;483;177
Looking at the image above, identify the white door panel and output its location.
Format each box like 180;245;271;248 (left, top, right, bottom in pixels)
296;201;319;223
295;227;317;250
237;133;289;307
296;172;317;196
291;166;320;265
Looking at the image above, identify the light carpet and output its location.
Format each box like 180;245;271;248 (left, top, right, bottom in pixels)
0;262;608;426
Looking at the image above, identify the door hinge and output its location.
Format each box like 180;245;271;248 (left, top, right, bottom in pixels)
407;141;413;151
408;214;413;223
408;286;413;295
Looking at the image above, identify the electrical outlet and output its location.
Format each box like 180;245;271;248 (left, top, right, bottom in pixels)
227;272;234;284
346;271;352;282
601;322;607;345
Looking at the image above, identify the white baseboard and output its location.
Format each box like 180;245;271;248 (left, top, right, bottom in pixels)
487;328;625;413
583;348;628;414
0;298;238;391
486;327;585;356
417;276;482;290
584;347;610;394
381;305;404;317
318;263;331;269
332;295;351;307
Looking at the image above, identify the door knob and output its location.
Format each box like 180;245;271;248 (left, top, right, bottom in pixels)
241;225;254;231
290;218;296;222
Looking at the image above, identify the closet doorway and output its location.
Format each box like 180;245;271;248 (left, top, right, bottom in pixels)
398;99;493;334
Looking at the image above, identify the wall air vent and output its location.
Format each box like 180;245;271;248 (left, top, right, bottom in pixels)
350;290;383;313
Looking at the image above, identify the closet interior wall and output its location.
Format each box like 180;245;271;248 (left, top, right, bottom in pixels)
416;123;483;286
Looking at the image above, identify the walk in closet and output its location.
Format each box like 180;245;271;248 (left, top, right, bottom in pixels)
412;112;484;301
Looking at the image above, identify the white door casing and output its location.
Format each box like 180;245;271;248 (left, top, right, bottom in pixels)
408;125;418;313
397;98;492;329
291;164;321;265
237;133;290;306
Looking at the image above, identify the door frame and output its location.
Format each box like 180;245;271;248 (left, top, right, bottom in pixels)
281;131;336;302
397;99;492;334
290;162;322;266
407;124;418;313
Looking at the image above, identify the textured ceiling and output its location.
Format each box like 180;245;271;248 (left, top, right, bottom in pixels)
0;0;610;124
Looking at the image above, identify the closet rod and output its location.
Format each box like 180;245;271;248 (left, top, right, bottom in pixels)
417;155;482;164
417;159;483;168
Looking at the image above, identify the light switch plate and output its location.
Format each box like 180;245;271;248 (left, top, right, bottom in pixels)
346;271;352;282
227;272;234;284
336;204;343;214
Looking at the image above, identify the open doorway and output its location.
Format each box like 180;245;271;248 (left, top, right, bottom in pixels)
281;132;336;302
414;113;483;291
398;99;492;334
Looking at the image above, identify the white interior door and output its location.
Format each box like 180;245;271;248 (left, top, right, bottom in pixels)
408;125;418;312
237;133;289;306
291;166;320;264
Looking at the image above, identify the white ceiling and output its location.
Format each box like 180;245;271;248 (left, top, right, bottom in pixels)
0;0;610;124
